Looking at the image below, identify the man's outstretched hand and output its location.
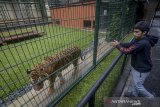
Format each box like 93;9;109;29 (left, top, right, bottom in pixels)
110;40;120;47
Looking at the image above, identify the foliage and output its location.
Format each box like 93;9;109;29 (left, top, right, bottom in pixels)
105;1;135;42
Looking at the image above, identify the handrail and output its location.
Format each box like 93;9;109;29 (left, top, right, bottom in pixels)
77;53;124;107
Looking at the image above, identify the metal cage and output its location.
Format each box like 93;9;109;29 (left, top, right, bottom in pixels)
0;0;137;106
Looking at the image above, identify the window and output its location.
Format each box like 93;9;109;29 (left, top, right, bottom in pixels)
83;20;91;28
104;10;107;16
93;20;95;28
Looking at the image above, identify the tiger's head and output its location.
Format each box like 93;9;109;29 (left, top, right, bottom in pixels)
27;63;48;91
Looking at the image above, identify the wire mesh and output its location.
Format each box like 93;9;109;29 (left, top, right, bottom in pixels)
99;1;136;43
54;1;136;106
0;0;95;106
0;0;136;107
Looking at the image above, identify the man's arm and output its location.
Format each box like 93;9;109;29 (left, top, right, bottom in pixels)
110;40;144;54
119;39;135;47
116;42;144;54
120;42;132;48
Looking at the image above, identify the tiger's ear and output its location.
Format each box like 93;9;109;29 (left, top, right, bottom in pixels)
26;69;31;75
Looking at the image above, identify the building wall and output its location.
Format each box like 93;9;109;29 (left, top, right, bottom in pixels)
143;0;158;20
0;2;16;20
0;0;42;21
51;3;96;29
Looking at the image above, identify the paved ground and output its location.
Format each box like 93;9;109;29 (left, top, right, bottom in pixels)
144;21;160;97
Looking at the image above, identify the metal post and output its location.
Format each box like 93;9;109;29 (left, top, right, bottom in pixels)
93;0;100;66
128;1;137;32
39;0;47;21
120;55;127;75
88;94;95;107
118;0;126;40
132;2;137;26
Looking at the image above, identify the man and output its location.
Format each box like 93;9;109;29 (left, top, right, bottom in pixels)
110;21;158;98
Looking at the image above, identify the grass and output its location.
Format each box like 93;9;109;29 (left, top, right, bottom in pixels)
0;25;94;99
56;33;133;107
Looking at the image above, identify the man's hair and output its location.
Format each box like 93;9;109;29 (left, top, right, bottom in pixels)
134;21;150;32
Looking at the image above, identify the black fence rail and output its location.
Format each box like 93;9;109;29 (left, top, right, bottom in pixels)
77;53;125;107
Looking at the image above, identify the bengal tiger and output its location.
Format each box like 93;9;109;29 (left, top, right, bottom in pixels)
27;46;84;93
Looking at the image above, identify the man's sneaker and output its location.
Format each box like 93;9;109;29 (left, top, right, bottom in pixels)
124;92;137;97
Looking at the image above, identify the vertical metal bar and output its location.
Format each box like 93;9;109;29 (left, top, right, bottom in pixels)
120;55;127;75
93;0;100;66
131;1;137;27
39;0;47;22
105;2;110;41
88;94;95;107
118;0;126;40
128;1;136;32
